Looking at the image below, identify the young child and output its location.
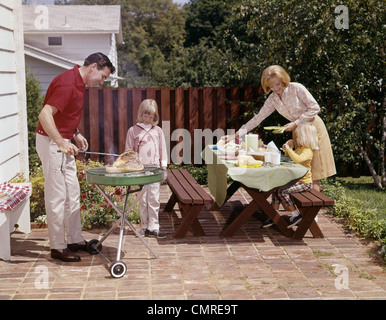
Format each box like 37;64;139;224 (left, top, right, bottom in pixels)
263;123;319;228
125;99;168;238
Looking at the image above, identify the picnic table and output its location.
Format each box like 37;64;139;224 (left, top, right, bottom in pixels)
202;145;310;238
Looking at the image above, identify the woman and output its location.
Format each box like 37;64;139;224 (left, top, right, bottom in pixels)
227;65;336;190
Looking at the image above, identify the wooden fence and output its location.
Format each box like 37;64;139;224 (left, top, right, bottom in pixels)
78;86;261;164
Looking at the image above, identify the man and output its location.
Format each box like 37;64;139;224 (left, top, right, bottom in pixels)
36;52;115;262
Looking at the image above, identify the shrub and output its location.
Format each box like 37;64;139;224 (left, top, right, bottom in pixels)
322;179;386;247
168;164;209;185
11;164;45;222
25;69;43;169
77;159;140;229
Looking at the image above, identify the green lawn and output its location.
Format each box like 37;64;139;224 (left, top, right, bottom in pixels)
336;176;386;219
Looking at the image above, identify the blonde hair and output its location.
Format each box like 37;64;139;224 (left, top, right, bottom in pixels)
295;123;319;150
136;99;159;126
261;65;291;94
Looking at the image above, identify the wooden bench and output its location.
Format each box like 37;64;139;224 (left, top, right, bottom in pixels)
163;169;214;238
290;189;334;240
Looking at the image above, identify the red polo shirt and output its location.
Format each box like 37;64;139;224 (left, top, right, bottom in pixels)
36;65;85;140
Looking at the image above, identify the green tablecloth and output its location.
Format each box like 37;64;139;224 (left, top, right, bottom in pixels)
202;145;308;206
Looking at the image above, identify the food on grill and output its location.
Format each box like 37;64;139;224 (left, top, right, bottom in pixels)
105;150;144;173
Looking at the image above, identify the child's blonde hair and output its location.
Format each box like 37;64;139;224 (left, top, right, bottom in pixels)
295;123;319;150
261;65;291;94
137;99;159;126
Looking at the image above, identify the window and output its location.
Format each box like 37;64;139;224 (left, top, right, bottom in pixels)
48;36;62;46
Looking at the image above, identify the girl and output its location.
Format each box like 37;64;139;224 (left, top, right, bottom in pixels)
125;99;168;238
225;65;336;191
263;123;319;228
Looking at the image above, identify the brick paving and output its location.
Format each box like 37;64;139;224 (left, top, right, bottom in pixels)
0;184;385;300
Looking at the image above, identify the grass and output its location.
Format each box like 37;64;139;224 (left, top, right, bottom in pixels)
335;176;386;220
321;176;386;254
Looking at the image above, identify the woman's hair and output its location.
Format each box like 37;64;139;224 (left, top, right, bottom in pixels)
136;99;159;126
261;65;291;94
83;52;116;74
295;123;319;150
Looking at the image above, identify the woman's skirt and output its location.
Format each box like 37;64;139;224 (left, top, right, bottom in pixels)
293;115;336;181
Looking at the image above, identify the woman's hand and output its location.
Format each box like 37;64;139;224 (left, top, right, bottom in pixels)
284;122;297;132
221;134;238;144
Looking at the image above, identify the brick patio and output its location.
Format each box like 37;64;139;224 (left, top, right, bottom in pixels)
0;184;385;300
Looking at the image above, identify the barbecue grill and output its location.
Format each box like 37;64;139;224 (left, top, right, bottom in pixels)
85;166;164;278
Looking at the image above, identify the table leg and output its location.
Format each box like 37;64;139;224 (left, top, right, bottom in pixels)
244;187;294;238
219;200;260;238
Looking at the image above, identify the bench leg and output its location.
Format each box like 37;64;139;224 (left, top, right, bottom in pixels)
245;188;294;238
163;193;178;212
174;204;205;238
0;213;11;261
292;206;323;240
309;220;324;238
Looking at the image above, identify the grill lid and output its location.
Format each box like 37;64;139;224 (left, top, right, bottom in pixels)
86;166;164;186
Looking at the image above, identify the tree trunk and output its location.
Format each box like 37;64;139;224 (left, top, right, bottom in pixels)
359;145;383;190
380;96;386;187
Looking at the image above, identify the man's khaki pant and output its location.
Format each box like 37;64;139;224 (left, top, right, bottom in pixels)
36;134;84;250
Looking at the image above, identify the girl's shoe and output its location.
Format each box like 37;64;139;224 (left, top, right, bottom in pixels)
263;219;274;228
147;229;166;239
137;229;148;237
287;215;302;228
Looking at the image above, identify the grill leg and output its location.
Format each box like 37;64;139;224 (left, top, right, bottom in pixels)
116;189;131;262
94;185;159;259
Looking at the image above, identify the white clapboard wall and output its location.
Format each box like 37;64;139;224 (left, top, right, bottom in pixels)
0;0;29;183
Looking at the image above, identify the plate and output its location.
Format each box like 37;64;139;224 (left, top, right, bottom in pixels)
237;163;263;168
216;141;242;156
264;126;285;134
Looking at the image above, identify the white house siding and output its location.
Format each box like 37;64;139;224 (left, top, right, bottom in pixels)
0;0;29;183
24;33;117;90
25;55;65;94
24;33;111;64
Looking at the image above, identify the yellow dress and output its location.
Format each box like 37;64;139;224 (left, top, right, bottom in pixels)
286;146;313;184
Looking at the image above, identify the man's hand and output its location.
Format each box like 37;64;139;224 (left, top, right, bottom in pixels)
74;133;89;152
57;140;78;156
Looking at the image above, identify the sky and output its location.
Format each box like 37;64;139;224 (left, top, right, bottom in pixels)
24;0;191;5
172;0;190;5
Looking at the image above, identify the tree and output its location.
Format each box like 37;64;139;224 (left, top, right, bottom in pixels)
69;0;186;87
184;0;234;47
117;0;186;87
